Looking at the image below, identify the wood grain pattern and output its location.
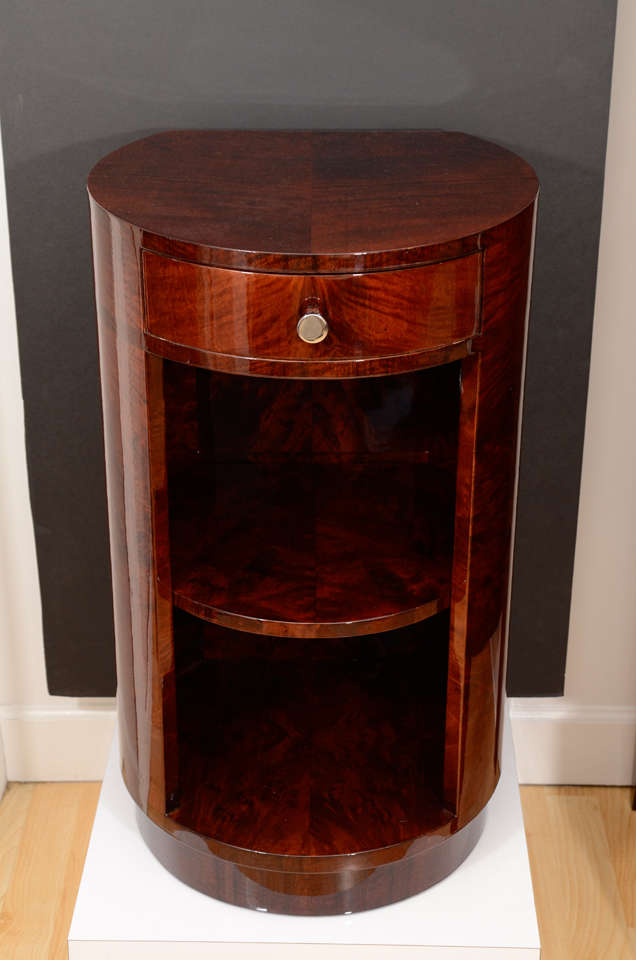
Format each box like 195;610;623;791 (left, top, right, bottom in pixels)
145;332;471;380
143;251;480;379
166;365;459;637
0;783;100;960
137;805;485;916
88;129;538;913
445;205;535;822
0;784;33;916
172;615;451;856
88;130;537;274
521;786;636;959
91;203;170;820
597;786;636;934
91;204;144;807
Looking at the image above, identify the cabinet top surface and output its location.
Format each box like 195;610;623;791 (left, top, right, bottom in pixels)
87;130;538;270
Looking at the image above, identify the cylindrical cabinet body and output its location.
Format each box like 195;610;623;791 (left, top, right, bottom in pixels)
88;130;538;915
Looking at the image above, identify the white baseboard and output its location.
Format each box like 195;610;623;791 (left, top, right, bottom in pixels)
510;699;636;785
0;700;634;785
0;702;116;781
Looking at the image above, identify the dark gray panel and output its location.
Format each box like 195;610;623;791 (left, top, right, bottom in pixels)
0;0;616;695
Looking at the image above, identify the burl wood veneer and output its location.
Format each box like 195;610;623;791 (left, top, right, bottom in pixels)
88;130;538;915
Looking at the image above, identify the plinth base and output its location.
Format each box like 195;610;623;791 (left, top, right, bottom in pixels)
137;805;485;916
69;705;540;958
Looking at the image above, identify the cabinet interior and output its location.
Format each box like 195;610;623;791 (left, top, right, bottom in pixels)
160;361;461;851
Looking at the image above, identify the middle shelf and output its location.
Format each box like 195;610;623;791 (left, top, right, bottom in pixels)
170;459;455;637
163;361;462;638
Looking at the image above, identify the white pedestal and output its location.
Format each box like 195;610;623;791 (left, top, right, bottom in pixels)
69;706;540;959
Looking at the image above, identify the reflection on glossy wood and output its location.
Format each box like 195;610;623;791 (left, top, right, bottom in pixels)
166;366;459;637
137;804;486;915
88;129;537;273
172;614;451;855
171;463;453;636
88;129;538;914
143;250;481;378
445;206;536;821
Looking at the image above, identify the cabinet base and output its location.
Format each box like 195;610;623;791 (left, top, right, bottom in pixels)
136;807;486;915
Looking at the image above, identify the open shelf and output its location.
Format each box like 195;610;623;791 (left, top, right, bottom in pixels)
164;364;461;638
170;610;452;856
170;460;454;636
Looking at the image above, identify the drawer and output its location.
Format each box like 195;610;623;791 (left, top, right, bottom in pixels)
142;251;481;374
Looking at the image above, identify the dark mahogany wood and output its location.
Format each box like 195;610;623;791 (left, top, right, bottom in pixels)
137;805;486;915
88;129;538;915
170;463;453;636
165;365;459;638
145;332;471;381
172;615;451;855
143;250;481;379
88;129;537;274
444;206;536;823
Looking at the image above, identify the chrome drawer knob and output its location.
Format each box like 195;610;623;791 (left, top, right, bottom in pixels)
297;310;328;344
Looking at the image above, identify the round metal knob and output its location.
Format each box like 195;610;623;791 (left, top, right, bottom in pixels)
297;310;328;344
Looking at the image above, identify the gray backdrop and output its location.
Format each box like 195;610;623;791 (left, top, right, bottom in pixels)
0;0;617;695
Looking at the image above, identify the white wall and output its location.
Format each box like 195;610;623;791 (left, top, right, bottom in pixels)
510;0;636;784
0;125;115;783
1;0;636;785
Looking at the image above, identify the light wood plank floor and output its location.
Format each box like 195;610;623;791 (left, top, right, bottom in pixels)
522;786;636;958
0;782;633;958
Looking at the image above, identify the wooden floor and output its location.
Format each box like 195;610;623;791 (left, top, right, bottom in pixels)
0;782;633;958
522;786;636;958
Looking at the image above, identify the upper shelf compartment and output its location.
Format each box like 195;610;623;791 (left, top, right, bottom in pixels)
142;251;481;379
164;364;461;639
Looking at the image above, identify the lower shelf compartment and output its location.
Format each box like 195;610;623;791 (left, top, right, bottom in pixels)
170;611;452;857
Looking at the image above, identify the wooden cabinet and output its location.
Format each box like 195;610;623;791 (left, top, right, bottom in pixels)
88;130;538;915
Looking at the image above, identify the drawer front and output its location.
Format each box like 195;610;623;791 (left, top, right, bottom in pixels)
142;251;481;365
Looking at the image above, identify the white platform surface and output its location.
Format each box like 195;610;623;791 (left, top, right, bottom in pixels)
69;706;540;959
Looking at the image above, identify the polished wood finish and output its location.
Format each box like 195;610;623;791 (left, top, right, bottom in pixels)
171;463;453;636
445;205;536;821
172;614;451;856
88;129;538;914
143;251;481;379
165;365;459;637
88;129;537;274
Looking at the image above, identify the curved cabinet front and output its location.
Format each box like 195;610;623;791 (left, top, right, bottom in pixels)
88;129;538;915
142;250;481;378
